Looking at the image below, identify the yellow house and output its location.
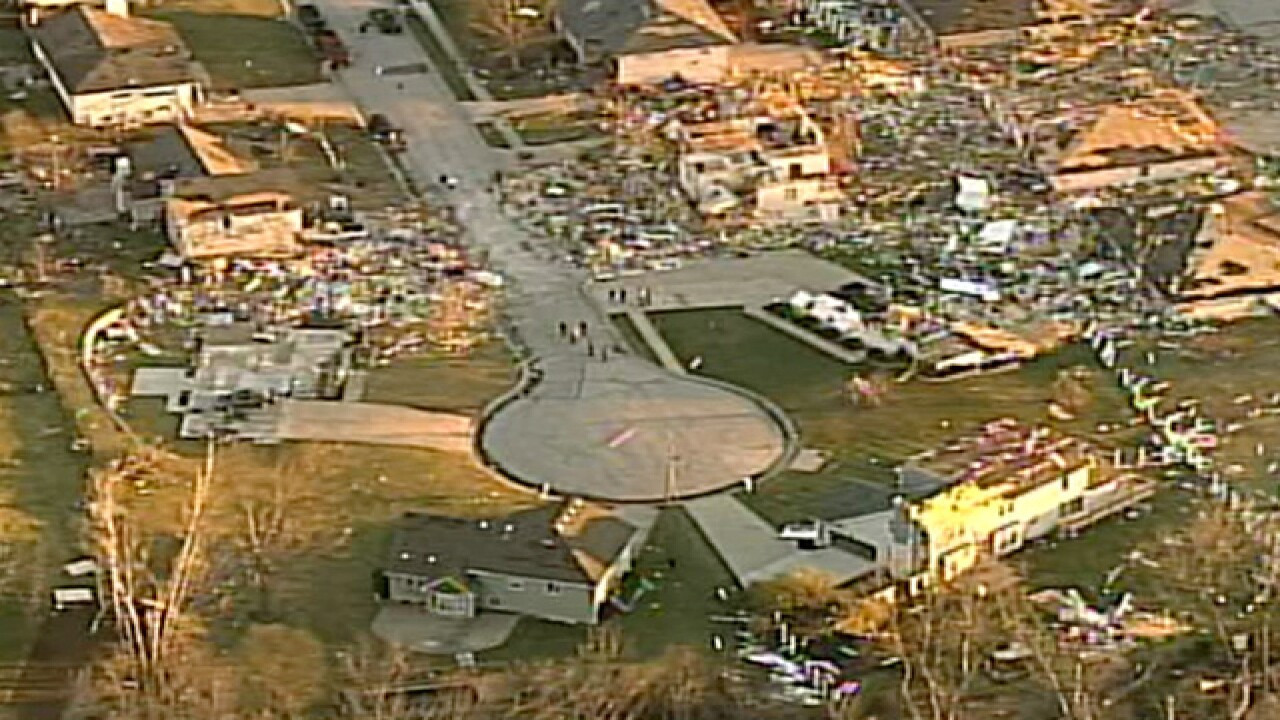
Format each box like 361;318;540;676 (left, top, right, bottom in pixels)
896;419;1151;585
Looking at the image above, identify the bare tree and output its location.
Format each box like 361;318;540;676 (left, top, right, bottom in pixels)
1135;499;1280;719
469;0;554;71
78;447;221;718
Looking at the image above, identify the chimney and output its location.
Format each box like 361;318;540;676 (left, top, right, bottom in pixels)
104;0;130;18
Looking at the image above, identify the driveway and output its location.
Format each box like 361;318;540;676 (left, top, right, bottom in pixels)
372;606;519;654
308;0;792;501
276;400;472;453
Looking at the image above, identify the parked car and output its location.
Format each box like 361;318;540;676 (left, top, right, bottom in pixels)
368;7;403;34
296;3;325;30
367;113;405;149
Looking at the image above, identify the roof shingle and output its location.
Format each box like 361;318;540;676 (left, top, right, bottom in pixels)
30;6;195;94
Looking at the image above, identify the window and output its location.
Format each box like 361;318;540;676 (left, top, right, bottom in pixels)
1061;497;1085;517
486;595;503;607
784;187;799;202
1061;476;1070;491
545;582;562;595
507;579;525;591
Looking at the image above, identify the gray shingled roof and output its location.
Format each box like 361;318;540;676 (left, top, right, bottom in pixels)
30;6;195;94
385;503;639;585
558;0;737;59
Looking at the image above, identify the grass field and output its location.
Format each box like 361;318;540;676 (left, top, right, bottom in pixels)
0;299;89;662
646;307;1280;595
118;339;528;647
511;113;600;146
648;308;1132;516
0;20;30;64
363;343;515;415
145;9;321;90
406;14;476;102
475;122;511;149
291;124;407;210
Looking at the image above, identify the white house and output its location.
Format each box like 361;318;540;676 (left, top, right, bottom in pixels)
674;92;843;221
28;3;203;128
556;0;738;85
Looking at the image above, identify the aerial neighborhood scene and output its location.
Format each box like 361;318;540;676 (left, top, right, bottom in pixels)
3;0;1280;716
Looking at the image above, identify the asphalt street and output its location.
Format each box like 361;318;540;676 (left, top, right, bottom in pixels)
308;0;790;500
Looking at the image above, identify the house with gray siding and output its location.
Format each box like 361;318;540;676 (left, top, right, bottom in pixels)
382;500;646;625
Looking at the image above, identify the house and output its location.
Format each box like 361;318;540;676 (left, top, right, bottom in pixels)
557;0;738;85
382;501;647;625
674;89;843;221
164;169;303;260
27;2;204;128
1006;90;1228;193
889;419;1155;586
890;0;1139;51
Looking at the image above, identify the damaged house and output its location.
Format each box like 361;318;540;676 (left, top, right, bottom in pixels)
1176;192;1280;319
164;169;303;261
991;89;1228;193
674;90;843;222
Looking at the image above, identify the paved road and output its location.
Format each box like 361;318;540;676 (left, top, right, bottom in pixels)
311;0;789;501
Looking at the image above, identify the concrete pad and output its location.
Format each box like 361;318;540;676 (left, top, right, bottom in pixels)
130;367;189;397
372;606;519;654
277;400;472;453
684;495;881;587
590;251;865;311
788;448;829;473
241;84;363;123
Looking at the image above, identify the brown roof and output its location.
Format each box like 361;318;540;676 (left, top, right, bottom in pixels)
1183;192;1280;300
385;502;639;585
30;6;194;94
1051;92;1223;173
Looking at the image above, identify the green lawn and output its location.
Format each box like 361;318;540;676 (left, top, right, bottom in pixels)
0;21;31;64
406;14;476;102
474;121;511;149
647;308;1132;520
146;11;322;90
363;342;515;416
646;308;1280;602
616;507;738;658
511;113;602;147
609;313;658;365
301;124;407;211
0;299;90;662
1019;489;1189;599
